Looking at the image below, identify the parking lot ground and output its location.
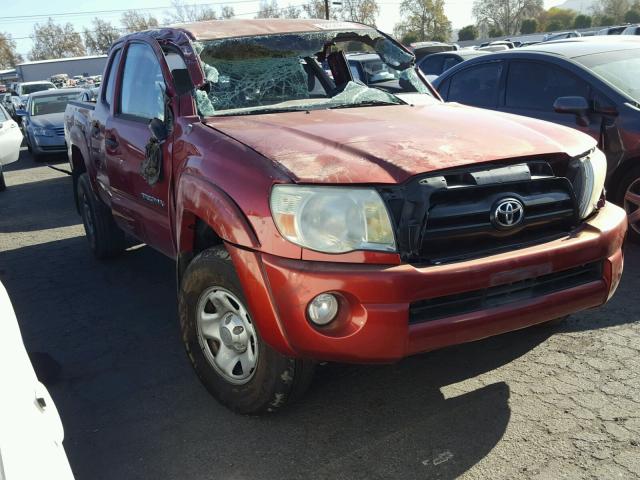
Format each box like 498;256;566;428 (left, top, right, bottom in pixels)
1;151;639;480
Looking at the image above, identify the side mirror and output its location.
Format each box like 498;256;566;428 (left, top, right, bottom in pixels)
15;109;28;117
148;117;168;142
553;96;589;126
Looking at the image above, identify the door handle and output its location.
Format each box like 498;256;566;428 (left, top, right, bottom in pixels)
105;137;119;149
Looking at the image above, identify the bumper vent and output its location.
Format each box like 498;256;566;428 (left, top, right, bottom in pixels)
408;262;602;324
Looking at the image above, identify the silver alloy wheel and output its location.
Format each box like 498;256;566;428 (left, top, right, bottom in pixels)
196;286;258;385
624;177;640;235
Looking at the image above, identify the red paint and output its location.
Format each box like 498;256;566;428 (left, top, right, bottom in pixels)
65;23;627;365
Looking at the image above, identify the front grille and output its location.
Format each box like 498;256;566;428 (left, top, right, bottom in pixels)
39;145;65;151
379;160;579;264
54;127;65;136
409;262;602;324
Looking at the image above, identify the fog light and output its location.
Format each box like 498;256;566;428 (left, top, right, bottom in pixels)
307;293;339;326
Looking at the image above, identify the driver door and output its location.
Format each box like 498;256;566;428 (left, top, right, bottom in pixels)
105;41;175;257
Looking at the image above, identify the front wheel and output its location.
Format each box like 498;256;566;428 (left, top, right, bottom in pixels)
0;165;6;192
179;246;315;414
614;165;640;243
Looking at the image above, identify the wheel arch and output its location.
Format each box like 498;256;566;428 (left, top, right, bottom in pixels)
607;155;640;204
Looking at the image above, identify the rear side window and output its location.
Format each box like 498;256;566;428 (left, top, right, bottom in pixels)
448;62;502;108
506;61;590;111
442;56;460;72
119;43;166;121
103;48;122;106
419;56;445;76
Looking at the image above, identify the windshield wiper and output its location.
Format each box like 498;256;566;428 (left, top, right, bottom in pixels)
215;107;310;117
328;100;403;110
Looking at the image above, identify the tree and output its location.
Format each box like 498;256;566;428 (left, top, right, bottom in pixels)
256;0;281;18
165;0;218;23
83;18;121;55
457;25;478;41
29;19;86;61
574;14;592;28
543;7;576;30
472;0;543;36
341;0;379;25
520;18;537;33
624;9;640;22
595;14;615;26
488;26;504;37
400;31;420;44
392;0;451;43
220;6;235;19
592;0;631;24
302;0;338;19
121;11;159;33
282;4;302;18
0;33;23;69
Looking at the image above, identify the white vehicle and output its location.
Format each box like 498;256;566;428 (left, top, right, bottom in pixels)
0;281;74;479
11;81;57;112
0;104;23;191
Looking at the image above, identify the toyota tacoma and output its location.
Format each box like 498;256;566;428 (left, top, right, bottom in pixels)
64;19;627;413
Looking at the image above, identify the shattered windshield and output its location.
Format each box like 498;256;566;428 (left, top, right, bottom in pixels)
193;29;430;116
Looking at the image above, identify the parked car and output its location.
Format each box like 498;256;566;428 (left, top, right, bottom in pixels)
432;37;640;240
79;87;100;102
12;81;57;109
0;281;75;479
409;41;457;60
50;74;69;88
65;19;625;414
597;26;628;35
2;92;16;117
0;104;23;191
346;52;397;85
543;31;581;41
622;24;640;35
18;88;82;161
0;84;7;93
417;50;489;77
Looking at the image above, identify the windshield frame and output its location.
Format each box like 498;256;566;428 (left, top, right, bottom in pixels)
192;28;431;118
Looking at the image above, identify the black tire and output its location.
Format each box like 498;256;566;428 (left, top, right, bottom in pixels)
0;168;6;192
613;165;640;243
76;173;125;259
179;246;315;414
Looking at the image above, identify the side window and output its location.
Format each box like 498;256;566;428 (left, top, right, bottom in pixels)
448;62;502;108
0;105;8;121
506;61;590;111
119;43;165;121
103;48;122;106
420;56;445;76
442;56;460;72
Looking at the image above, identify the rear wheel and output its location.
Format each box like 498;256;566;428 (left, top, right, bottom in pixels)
179;246;315;414
76;173;125;258
614;165;640;243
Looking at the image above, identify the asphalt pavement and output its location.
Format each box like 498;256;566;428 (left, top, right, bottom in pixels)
0;150;639;480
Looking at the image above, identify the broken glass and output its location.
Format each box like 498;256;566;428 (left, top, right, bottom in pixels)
192;28;431;117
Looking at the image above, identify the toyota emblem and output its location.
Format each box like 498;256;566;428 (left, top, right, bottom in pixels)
491;198;524;230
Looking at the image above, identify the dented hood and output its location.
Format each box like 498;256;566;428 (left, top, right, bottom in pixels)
205;101;596;184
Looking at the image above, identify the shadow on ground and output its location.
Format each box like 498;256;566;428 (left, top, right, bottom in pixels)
1;162;639;480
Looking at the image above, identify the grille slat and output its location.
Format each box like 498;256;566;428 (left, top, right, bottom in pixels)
379;161;579;264
409;262;602;324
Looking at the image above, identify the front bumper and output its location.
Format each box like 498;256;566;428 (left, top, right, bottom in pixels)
228;202;626;363
31;134;66;155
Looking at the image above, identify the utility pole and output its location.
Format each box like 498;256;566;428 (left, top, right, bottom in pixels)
324;0;330;19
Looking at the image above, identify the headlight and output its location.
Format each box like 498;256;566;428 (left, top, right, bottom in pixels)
32;127;54;137
568;148;607;219
270;185;396;253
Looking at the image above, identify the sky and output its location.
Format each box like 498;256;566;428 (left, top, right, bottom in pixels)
2;0;567;58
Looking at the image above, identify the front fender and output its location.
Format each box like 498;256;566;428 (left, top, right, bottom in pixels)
176;172;260;253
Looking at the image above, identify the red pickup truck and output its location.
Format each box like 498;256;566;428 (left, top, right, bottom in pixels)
64;19;627;414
